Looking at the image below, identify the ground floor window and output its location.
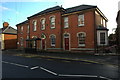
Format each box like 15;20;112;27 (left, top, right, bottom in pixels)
77;32;86;47
100;32;105;44
97;31;108;46
50;34;56;46
20;37;23;47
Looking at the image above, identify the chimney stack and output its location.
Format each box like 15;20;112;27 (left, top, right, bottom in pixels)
3;22;9;28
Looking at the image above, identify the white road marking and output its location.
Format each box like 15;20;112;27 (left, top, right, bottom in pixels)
99;76;112;80
58;74;112;80
2;61;29;68
40;67;57;76
30;66;39;70
58;74;97;77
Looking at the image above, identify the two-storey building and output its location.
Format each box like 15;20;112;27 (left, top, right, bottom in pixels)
16;5;109;53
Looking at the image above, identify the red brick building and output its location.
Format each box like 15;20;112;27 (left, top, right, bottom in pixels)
16;5;109;53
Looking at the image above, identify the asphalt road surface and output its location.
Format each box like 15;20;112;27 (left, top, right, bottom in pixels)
2;53;119;80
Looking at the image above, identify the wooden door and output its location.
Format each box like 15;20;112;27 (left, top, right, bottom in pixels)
65;38;69;50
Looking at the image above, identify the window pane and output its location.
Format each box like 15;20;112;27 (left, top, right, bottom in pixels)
41;19;45;30
50;17;55;28
78;33;85;46
78;14;84;26
50;35;55;46
33;21;37;31
100;33;105;44
64;17;69;28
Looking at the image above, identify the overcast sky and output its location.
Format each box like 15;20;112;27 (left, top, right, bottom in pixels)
0;0;119;35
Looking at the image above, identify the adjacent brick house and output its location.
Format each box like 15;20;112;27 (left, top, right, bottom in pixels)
16;5;109;53
0;22;17;50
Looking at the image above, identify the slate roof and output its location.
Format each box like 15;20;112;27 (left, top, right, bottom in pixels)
16;20;29;26
64;5;97;14
28;6;64;18
28;5;96;18
0;26;17;34
16;5;107;26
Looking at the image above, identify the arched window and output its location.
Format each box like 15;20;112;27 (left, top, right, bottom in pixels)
32;36;37;48
50;34;56;46
41;18;45;30
20;37;23;47
77;32;86;47
33;20;37;31
50;16;55;29
41;33;46;39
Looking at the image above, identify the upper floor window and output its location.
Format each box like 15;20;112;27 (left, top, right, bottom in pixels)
78;14;84;26
41;18;45;30
77;32;86;47
64;17;69;28
27;25;29;33
27;35;29;39
50;34;56;46
50;16;55;29
20;26;23;34
100;32;105;44
33;20;37;31
103;19;106;27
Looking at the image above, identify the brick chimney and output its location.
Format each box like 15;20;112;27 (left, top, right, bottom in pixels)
3;22;9;28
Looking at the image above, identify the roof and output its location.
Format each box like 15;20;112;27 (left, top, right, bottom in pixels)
28;6;64;19
97;26;109;31
0;26;17;34
16;4;108;26
16;20;29;26
64;5;97;14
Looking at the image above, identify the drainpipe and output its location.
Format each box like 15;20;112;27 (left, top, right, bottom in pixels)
60;11;63;51
94;9;97;53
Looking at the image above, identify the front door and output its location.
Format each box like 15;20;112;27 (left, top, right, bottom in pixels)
64;38;69;50
42;39;45;50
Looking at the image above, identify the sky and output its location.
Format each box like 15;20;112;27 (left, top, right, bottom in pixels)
0;0;119;35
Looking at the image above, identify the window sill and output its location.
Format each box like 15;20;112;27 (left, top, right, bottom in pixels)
41;29;45;30
78;44;85;47
51;27;55;29
78;25;84;27
51;45;55;47
64;27;69;29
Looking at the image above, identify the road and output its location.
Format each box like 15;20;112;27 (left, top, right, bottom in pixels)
2;53;119;80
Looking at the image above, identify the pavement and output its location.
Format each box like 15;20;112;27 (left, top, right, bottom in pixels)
2;49;120;68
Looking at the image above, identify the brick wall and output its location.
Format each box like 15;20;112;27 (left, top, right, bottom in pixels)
4;34;17;49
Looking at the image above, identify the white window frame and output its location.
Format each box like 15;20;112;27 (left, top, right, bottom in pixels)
103;19;106;27
27;25;29;33
50;16;55;29
100;32;106;45
97;31;108;46
21;26;23;34
78;14;84;26
33;20;37;31
49;34;56;47
27;35;29;39
20;37;23;46
77;32;86;47
64;17;69;28
32;36;37;48
40;18;45;30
